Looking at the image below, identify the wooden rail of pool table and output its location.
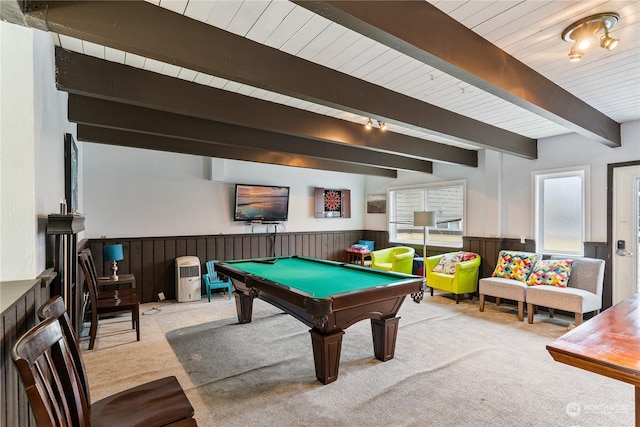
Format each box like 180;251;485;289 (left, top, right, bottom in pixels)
546;293;640;426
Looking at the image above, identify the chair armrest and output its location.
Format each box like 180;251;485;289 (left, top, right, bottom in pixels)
455;256;481;272
394;251;414;262
426;255;443;272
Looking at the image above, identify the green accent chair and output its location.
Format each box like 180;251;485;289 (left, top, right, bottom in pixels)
204;260;232;301
370;246;415;274
426;252;481;303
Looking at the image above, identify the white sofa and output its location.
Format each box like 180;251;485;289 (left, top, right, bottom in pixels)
526;256;605;325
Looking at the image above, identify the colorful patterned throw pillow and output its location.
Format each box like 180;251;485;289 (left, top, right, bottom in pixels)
491;251;538;282
433;252;462;274
527;259;574;287
432;252;478;274
459;251;478;262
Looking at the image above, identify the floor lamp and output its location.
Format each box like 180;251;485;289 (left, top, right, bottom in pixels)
413;211;436;280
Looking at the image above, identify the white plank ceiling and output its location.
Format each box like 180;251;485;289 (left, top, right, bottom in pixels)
49;0;640;152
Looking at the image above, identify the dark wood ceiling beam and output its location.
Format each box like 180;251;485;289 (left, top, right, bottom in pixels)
296;1;621;147
77;125;397;178
55;48;477;167
68;95;433;174
23;0;536;158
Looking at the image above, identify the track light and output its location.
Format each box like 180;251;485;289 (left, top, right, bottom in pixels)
600;28;619;51
364;118;386;130
562;12;619;62
568;45;584;62
366;118;373;129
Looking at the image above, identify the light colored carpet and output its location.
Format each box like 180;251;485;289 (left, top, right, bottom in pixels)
82;293;634;427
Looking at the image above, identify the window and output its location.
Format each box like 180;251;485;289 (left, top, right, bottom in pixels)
534;168;587;256
388;180;465;247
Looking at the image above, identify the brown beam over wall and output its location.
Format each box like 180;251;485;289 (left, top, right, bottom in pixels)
77;125;398;178
68;95;432;173
55;48;477;167
297;1;621;147
25;0;535;158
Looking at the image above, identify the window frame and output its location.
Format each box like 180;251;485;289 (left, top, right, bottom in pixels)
387;179;467;248
533;166;590;256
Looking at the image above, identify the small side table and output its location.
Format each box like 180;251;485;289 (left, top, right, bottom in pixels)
97;274;136;291
346;248;371;266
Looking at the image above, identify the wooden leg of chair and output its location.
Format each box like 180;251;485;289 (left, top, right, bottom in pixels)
430;287;434;296
496;297;501;307
206;285;211;302
455;294;459;304
479;294;485;312
135;305;140;342
89;311;98;350
526;303;533;323
575;313;583;326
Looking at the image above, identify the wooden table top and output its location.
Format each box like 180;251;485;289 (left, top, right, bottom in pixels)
546;293;640;386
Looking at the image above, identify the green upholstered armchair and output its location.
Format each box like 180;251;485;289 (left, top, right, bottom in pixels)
370;246;415;274
426;252;481;303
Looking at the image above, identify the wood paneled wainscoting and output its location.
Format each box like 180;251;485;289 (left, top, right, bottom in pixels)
86;233;610;308
88;230;389;304
1;270;56;427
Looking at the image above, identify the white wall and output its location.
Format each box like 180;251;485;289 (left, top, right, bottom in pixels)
0;22;72;281
83;121;639;242
365;121;640;243
82;143;366;238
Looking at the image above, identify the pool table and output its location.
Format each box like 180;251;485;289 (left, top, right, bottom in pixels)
215;256;424;384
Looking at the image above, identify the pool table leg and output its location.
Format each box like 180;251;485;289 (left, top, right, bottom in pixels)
234;291;254;324
371;317;400;362
310;329;345;384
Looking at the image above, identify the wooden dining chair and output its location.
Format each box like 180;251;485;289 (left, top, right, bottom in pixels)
78;248;140;350
39;295;198;425
13;316;198;427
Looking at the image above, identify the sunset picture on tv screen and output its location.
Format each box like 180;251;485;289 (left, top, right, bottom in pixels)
235;185;289;221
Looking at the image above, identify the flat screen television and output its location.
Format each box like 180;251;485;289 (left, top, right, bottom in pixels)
234;184;290;222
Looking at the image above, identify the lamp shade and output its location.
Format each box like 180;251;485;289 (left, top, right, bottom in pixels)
103;244;124;262
414;211;436;227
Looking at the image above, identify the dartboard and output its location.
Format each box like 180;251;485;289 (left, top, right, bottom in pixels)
324;190;342;211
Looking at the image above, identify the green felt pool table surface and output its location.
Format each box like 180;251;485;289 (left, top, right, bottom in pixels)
220;256;407;298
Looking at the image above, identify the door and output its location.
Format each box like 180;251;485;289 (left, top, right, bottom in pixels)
612;165;640;304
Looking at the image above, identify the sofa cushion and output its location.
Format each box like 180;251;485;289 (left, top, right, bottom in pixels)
526;285;602;313
527;259;574;287
491;251;538;282
479;277;528;302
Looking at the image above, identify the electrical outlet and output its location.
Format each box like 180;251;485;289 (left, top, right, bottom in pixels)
158;292;166;301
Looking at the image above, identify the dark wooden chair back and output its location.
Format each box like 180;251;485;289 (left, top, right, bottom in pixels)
12;317;90;427
38;295;91;405
78;248;99;312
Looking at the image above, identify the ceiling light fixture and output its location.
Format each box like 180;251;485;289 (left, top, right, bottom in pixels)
562;12;619;62
366;118;373;129
378;121;386;130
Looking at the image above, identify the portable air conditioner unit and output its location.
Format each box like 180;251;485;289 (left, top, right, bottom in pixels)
176;256;201;302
